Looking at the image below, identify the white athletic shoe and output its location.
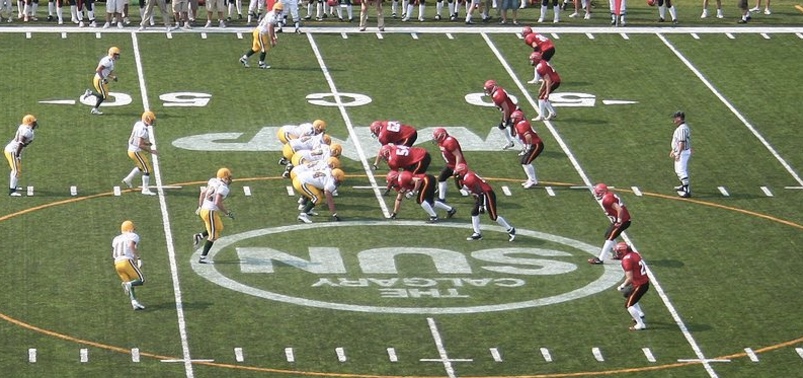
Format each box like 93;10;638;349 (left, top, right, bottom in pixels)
90;108;103;115
700;9;708;18
131;300;145;310
297;213;313;224
82;89;92;100
141;189;156;196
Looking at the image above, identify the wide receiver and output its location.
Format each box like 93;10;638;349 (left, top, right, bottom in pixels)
83;46;121;116
484;79;519;150
588;183;632;265
614;242;649;331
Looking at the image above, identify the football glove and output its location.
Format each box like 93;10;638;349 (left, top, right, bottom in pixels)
405;191;416;199
226;211;235;219
195;207;201;215
331;213;341;221
389;212;397;220
478;205;486;214
101;78;108;84
137;259;142;268
112;76;118;82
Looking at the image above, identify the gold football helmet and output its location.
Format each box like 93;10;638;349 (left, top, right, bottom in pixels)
331;168;345;183
313;119;327;134
121;220;135;233
217;167;233;183
329;143;342;157
108;46;121;57
141;111;156;125
22;114;37;127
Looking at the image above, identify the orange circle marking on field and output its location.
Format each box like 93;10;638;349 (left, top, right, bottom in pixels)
0;178;800;377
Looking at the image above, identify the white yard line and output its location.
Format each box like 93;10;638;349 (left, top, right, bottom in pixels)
483;32;720;378
131;32;195;378
658;34;803;187
306;33;391;216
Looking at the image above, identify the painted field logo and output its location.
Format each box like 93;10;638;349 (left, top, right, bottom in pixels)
191;221;622;314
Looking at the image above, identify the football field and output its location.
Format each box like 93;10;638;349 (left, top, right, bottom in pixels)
1;16;802;378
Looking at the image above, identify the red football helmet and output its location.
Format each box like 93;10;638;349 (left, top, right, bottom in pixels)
432;127;449;142
614;242;632;259
593;183;609;200
530;51;543;66
379;144;393;160
369;121;383;137
386;170;400;189
454;163;468;177
483;80;498;95
510;110;525;124
521;26;533;37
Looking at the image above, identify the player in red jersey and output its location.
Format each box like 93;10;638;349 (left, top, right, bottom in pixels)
530;52;561;122
524;30;556;84
588;183;632;265
386;170;457;223
454;164;516;242
370;120;418;169
484;79;520;150
432;127;467;203
378;144;431;174
614;242;649;331
510;110;544;189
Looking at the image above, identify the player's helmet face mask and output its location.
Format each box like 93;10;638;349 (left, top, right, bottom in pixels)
369;121;382;137
386;171;400;189
593;183;608;200
483;80;497;95
614;242;631;259
530;51;542;66
432;127;448;142
510;110;524;123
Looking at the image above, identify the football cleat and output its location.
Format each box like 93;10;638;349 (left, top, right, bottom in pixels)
297;213;313;224
278;157;288;165
82;89;92;100
199;256;213;264
466;232;483;241
629;323;647;331
446;207;457;219
9;191;21;197
427;216;439;223
193;233;204;247
90;108;103;115
523;180;537;189
677;190;691;198
508;227;516;242
141;189;156;196
501;141;515;150
588;257;603;265
239;57;250;68
258;62;270;69
131;300;146;310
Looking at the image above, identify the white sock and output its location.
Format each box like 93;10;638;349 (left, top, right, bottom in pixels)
472;215;481;234
668;5;677;19
598;239;616;261
540;4;547;18
433;200;452;211
10;173;18;189
628;306;645;327
124;167;140;183
659;5;666;18
538;99;547;117
142;174;150;190
545;100;556;116
418;4;425;17
523;164;537;182
405;3;413;16
496;216;512;230
500;127;514;143
421;201;437;217
438;181;448;201
633;302;644;317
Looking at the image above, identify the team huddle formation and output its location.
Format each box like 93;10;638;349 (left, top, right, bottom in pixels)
7;23;695;326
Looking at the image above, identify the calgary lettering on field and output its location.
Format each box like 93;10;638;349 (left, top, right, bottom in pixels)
191;221;623;314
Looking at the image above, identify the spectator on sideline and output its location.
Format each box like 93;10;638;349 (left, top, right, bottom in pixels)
700;0;723;18
499;0;519;24
749;0;770;14
359;0;385;32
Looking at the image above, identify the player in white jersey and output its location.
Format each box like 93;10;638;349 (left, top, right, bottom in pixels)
112;220;146;310
294;167;345;223
83;47;120;116
289;142;342;168
280;133;331;176
239;2;283;69
4;115;37;197
193;168;234;264
277;119;327;164
122;111;158;196
669;111;692;198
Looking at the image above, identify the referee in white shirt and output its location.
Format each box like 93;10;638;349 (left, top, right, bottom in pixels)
669;111;691;198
